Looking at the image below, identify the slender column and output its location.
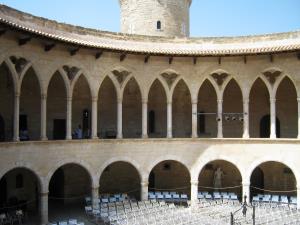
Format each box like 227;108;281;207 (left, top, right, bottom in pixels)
142;100;148;138
91;97;98;139
13;93;20;141
242;182;250;204
40;94;48;141
191;101;198;138
167;101;172;138
270;98;276;139
140;181;149;201
92;187;99;209
217;99;223;138
40;192;48;225
66;97;72;140
243;99;249;139
297;185;300;209
297;98;300;139
117;98;123;139
190;180;199;204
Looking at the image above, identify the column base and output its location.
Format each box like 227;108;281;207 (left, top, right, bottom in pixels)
242;134;249;139
270;134;276;139
142;134;148;139
117;134;123;139
40;137;48;141
66;136;72;140
91;136;99;140
13;137;20;142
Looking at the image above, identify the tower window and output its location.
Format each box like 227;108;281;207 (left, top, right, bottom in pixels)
16;174;23;189
157;21;161;30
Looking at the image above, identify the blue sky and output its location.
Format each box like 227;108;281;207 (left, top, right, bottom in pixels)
0;0;299;37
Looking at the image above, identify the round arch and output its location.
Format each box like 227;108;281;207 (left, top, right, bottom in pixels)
246;157;299;186
46;159;96;190
146;155;191;179
97;157;144;183
249;160;297;200
98;160;142;200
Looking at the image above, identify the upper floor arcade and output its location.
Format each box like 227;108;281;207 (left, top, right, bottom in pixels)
0;48;300;143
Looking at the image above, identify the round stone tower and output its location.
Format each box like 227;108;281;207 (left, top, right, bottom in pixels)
119;0;192;37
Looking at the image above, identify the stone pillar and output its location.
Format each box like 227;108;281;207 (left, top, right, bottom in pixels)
167;101;172;138
40;94;48;141
117;98;123;139
297;98;300;139
92;187;99;209
242;182;250;204
243;99;249;139
142;100;148;138
191;101;198;138
270;98;276;139
190;180;199;204
140;181;149;201
66;97;72;140
297;185;300;210
91;97;98;139
40;192;48;225
217;99;223;138
13;93;20;141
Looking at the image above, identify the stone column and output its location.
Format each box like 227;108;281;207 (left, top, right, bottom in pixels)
270;98;276;139
142;100;148;138
66;97;72;140
91;97;98;139
190;180;199;204
217;99;223;138
191;101;198;138
242;182;250;204
167;101;172;138
40;192;48;225
297;185;300;210
297;98;300;139
140;181;149;201
92;186;99;209
117;98;123;139
13;93;20;141
40;94;48;141
243;99;249;139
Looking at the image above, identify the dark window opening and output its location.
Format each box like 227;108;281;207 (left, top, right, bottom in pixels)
16;174;23;189
149;110;155;133
82;109;90;138
198;111;205;134
260;115;280;138
157;21;161;30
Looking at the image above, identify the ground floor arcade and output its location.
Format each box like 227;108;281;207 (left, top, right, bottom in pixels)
0;139;299;224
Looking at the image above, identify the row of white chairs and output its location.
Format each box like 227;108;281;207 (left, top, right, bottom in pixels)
252;194;297;205
198;191;239;201
48;219;84;225
148;192;188;202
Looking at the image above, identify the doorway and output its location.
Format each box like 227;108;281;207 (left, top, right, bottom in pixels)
53;119;66;140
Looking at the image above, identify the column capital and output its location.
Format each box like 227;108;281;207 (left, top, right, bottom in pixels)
142;99;148;104
92;186;99;191
270;98;276;103
297;97;300;102
243;99;249;104
167;100;172;105
190;180;199;186
14;93;20;98
141;181;149;187
66;97;72;101
217;99;223;103
92;96;98;102
191;100;198;105
41;94;47;100
40;192;49;196
117;98;123;103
